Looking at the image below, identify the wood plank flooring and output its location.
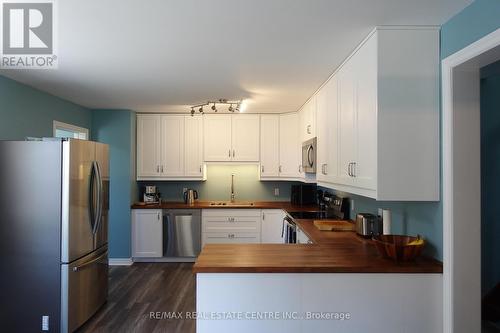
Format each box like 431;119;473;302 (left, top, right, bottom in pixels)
77;263;196;333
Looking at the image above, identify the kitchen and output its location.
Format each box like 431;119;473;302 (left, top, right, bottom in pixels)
0;1;498;333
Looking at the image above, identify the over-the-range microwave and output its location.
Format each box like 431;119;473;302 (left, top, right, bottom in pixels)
301;137;316;173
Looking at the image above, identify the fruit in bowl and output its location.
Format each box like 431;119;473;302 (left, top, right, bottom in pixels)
372;235;425;262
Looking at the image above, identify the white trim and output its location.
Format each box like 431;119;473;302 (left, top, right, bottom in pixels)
442;27;500;333
108;258;133;266
53;120;89;140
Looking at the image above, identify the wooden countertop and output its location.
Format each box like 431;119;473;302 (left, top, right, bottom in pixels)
131;201;321;212
193;219;443;274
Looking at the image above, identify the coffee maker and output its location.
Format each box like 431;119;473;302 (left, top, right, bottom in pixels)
143;186;161;204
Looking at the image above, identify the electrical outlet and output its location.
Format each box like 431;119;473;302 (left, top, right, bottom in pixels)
351;199;355;211
41;316;49;331
274;187;280;196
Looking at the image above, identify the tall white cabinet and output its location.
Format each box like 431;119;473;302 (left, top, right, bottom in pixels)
137;114;205;180
204;114;260;162
316;27;440;201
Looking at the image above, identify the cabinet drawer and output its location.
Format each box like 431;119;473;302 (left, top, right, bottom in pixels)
203;221;260;233
202;209;261;218
203;232;261;245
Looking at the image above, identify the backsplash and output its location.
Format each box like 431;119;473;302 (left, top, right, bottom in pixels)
138;164;300;202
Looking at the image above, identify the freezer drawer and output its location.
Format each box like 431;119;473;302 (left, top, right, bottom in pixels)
61;246;108;333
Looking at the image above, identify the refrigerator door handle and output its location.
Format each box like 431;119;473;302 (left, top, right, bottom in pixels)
88;161;97;233
72;251;108;272
93;161;103;235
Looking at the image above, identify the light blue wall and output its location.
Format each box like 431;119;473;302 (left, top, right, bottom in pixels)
0;75;92;140
441;0;500;59
91;110;136;258
480;61;500;294
139;164;299;202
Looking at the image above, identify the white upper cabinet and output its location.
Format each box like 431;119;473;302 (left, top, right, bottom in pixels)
161;115;184;176
316;76;339;184
204;114;259;162
184;115;204;177
316;27;440;201
299;96;316;142
260;115;280;177
204;115;232;161
137;114;161;177
279;112;301;178
137;114;205;180
231;114;260;161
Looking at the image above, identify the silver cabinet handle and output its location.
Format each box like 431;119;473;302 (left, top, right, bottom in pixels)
352;162;356;178
233;150;235;157
348;163;352;177
228;149;231;157
157;212;160;220
199;165;202;173
228;233;235;239
279;165;282;173
161;165;164;173
261;165;264;173
307;124;311;134
157;165;160;173
324;164;328;175
262;212;265;220
299;165;303;173
227;217;235;222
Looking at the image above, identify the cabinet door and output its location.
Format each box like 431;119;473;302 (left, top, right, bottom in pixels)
279;113;301;178
132;210;163;258
203;115;232;161
160;115;184;176
354;35;377;190
185;115;204;177
316;77;339;184
232;114;260;161
137;114;161;178
261;210;285;243
337;62;356;186
260;115;280;177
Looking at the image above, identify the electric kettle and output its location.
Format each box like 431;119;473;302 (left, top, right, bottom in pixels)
184;189;198;205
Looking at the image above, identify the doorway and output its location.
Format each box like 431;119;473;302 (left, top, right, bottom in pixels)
443;28;500;333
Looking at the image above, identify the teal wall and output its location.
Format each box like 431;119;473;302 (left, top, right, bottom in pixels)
0;75;92;140
139;164;298;202
480;60;500;294
92;110;136;258
441;0;500;59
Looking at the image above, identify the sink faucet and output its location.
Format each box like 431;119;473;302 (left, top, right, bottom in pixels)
230;174;235;202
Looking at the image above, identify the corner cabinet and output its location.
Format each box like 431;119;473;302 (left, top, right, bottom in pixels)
204;114;260;162
316;27;440;201
137;114;205;180
132;209;163;258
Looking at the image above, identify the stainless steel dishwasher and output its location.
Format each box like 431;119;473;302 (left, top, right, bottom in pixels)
164;209;201;257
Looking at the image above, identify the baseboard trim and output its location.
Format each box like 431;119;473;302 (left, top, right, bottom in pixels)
109;258;133;266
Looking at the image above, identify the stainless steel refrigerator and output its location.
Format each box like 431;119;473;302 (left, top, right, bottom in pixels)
0;138;109;333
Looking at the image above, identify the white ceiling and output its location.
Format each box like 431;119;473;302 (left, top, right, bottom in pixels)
1;0;472;113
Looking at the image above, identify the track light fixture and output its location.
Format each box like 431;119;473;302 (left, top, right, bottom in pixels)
189;99;244;116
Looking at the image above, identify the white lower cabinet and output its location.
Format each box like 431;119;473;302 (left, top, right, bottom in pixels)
132;209;163;258
202;209;261;246
296;226;311;244
260;209;285;243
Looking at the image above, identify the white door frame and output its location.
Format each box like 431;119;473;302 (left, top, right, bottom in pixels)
442;27;500;333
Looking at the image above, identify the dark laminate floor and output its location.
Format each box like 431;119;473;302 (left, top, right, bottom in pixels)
77;263;196;333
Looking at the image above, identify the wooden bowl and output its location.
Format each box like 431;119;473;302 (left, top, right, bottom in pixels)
372;235;425;262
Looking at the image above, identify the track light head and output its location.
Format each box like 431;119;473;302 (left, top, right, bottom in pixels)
228;104;233;112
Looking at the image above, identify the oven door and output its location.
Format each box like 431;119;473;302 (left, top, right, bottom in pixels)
301;138;316;173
